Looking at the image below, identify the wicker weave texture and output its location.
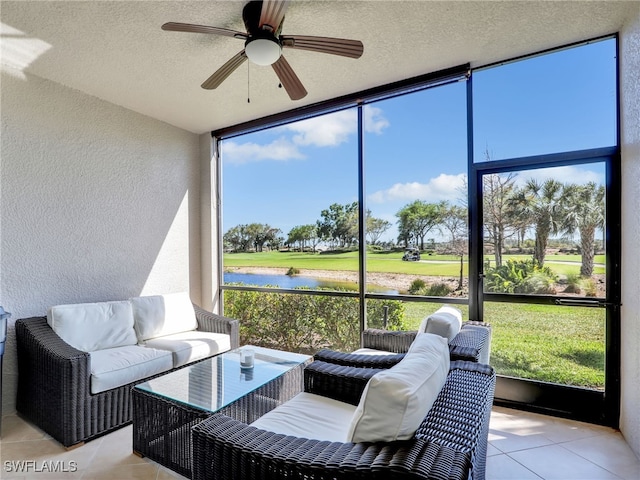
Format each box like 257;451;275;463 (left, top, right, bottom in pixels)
192;361;495;480
133;357;309;477
315;322;491;369
15;305;239;448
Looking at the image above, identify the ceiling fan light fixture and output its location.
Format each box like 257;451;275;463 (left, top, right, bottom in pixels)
245;37;282;66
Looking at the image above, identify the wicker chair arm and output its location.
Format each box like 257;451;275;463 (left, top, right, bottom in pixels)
304;361;381;405
313;348;405;369
449;322;491;364
193;304;240;349
192;413;470;480
362;328;417;352
15;317;91;446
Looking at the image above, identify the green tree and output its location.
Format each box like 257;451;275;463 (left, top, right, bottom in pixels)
224;223;281;252
366;213;391;245
287;224;318;251
317;202;359;248
508;179;564;267
561;182;605;276
396;200;442;250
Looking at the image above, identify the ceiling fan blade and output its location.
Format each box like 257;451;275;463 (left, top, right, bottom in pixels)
201;51;248;90
281;35;363;59
271;56;307;100
259;0;289;32
162;22;247;40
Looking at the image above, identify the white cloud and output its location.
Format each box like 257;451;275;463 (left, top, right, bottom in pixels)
368;173;467;204
223;106;389;162
285;110;356;147
281;106;389;147
221;137;304;164
364;106;390;134
515;166;604;186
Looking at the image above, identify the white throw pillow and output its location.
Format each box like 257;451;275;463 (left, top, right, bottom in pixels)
130;292;198;342
47;301;138;352
418;305;462;342
347;333;450;443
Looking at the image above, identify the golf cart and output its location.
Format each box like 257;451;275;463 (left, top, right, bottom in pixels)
402;248;421;261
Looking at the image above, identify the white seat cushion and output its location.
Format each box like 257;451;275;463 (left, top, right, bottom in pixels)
130;292;198;342
89;345;173;394
418;305;463;342
144;331;231;368
47;301;138;352
351;348;397;356
347;333;450;443
251;392;356;442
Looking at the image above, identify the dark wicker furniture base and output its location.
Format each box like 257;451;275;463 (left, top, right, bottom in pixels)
133;348;311;478
192;360;496;480
314;321;492;368
15;305;239;448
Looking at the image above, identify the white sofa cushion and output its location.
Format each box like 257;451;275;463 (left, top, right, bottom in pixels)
418;305;463;342
130;292;198;342
347;333;450;443
47;301;138;352
144;331;231;368
351;348;398;356
251;392;357;442
89;345;173;394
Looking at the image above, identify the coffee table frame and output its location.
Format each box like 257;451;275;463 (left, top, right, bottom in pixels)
132;349;311;478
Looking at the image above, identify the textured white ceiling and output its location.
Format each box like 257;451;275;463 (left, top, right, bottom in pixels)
1;1;637;134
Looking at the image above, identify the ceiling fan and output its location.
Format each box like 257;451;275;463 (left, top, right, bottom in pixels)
162;0;364;100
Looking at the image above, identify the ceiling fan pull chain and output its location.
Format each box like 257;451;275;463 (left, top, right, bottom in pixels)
247;62;251;103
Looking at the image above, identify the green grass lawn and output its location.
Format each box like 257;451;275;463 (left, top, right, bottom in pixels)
225;250;606;390
401;301;604;389
224;250;604;276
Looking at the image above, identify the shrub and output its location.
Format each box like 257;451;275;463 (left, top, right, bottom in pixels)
582;278;598;297
425;282;452;296
563;272;582;294
223;287;407;353
484;259;558;294
407;279;452;297
408;278;427;294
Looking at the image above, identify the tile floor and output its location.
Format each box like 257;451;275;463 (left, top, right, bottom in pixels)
0;406;639;479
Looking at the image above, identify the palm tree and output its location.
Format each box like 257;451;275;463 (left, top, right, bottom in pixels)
508;178;564;267
561;182;605;276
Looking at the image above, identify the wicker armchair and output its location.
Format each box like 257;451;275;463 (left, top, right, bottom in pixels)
192;360;496;480
314;321;491;369
15;305;239;448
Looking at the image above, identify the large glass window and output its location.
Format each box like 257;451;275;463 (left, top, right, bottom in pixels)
482;164;606;299
472;37;618;424
473;38;617;161
217;35;619;425
364;84;468;299
221;108;359;293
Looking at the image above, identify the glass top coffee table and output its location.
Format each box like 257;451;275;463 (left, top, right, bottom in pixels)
132;346;312;478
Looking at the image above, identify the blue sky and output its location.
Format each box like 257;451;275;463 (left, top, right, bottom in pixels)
221;38;616;244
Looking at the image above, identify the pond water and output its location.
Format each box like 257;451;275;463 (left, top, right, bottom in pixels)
223;272;398;295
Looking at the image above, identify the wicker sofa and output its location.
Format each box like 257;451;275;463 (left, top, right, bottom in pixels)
15;295;239;448
314;305;491;369
192;355;496;480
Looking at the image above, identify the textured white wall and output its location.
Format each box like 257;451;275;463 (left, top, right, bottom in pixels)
620;4;640;457
620;7;640;459
0;71;202;414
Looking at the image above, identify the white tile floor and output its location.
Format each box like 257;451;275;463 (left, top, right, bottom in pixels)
1;406;638;479
487;407;640;480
